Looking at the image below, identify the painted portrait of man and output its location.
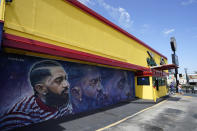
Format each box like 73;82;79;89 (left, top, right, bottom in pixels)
69;65;107;113
0;53;135;131
0;60;72;131
104;70;133;103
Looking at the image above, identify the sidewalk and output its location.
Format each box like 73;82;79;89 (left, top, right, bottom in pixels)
101;94;197;131
14;98;168;131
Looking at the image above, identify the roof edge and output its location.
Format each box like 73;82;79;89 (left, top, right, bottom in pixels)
3;33;149;71
65;0;167;60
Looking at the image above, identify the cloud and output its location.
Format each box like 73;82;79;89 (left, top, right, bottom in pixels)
77;0;95;6
97;0;133;29
181;0;197;5
139;24;150;34
163;29;175;35
77;0;133;29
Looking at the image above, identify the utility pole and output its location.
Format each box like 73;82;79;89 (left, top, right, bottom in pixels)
184;68;189;84
184;68;189;93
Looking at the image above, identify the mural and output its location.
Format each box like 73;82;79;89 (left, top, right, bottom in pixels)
0;53;135;130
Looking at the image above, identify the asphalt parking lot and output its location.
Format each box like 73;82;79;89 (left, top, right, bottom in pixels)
16;94;197;131
103;94;197;131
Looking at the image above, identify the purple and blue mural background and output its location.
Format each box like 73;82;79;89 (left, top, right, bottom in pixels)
0;53;135;130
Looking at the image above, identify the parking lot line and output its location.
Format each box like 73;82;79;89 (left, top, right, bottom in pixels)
96;100;167;131
183;96;192;98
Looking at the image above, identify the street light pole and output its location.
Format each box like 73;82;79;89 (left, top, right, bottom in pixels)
184;68;189;93
170;37;179;93
184;68;189;84
174;50;179;93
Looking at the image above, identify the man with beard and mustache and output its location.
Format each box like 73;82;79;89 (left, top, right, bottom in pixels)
0;60;72;131
104;71;132;104
70;65;108;113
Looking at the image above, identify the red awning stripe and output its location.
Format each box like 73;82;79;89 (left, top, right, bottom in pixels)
151;64;178;70
2;33;149;71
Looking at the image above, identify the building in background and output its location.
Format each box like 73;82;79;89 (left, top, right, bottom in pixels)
0;0;176;130
188;74;197;92
179;74;187;85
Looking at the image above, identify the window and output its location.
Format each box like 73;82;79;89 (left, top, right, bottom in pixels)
158;78;162;86
161;78;166;86
152;77;159;90
137;77;150;85
190;82;196;85
152;77;167;90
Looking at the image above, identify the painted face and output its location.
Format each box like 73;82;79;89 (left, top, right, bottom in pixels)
109;71;130;99
115;72;131;98
117;75;126;90
114;72;127;91
44;66;70;108
71;86;82;102
81;72;102;99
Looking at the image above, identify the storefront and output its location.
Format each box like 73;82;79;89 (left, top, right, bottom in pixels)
0;0;171;130
135;64;177;101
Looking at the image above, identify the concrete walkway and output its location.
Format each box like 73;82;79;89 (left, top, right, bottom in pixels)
102;94;197;131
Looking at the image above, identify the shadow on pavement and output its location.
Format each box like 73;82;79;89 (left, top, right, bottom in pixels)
13;99;136;131
13;97;167;131
130;101;155;104
167;97;181;101
130;99;155;104
184;93;197;97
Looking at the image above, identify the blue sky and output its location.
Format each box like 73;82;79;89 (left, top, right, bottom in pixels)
78;0;197;74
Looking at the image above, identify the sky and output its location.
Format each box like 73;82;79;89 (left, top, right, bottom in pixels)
77;0;197;74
